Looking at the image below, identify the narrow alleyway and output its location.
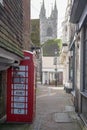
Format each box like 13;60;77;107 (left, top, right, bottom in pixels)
0;84;85;130
33;84;83;130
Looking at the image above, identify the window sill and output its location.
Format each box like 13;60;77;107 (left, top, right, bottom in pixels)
80;92;87;98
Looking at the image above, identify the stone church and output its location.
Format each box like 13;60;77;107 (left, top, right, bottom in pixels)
39;0;58;44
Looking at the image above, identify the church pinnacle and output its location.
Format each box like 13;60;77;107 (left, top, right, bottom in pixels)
54;0;57;10
39;0;46;18
50;0;58;19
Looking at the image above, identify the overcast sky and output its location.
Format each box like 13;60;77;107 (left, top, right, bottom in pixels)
31;0;68;37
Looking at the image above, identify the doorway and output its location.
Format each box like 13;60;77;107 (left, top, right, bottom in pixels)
0;71;6;118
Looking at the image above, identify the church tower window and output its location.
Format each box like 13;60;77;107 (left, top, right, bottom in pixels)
47;27;53;36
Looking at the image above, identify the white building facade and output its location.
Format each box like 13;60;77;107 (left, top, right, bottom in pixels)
42;56;63;85
61;0;75;87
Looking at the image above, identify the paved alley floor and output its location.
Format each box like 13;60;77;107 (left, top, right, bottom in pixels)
33;85;82;130
0;84;85;130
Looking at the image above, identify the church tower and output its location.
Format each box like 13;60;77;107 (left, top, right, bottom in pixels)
39;0;58;44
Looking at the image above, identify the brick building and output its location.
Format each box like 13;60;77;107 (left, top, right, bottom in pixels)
0;0;31;120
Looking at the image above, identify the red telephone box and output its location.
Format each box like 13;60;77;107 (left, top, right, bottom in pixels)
7;51;36;123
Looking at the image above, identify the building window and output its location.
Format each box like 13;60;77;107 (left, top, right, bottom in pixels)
0;0;3;5
47;27;53;36
83;24;87;91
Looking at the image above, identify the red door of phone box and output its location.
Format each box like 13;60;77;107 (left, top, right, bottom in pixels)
7;51;36;123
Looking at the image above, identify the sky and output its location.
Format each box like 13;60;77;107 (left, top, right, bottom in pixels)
31;0;68;38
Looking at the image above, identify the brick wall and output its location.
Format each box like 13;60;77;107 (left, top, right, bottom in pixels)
22;0;31;50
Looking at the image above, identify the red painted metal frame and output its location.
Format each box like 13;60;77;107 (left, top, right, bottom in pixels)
7;51;36;123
